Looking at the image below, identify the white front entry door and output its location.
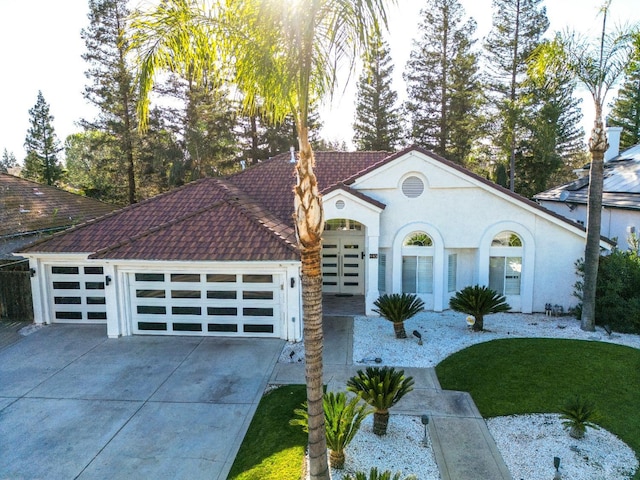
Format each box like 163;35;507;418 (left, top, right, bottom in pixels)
322;232;365;295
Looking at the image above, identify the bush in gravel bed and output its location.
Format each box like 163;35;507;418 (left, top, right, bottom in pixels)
347;366;414;436
290;391;372;469
343;467;417;480
372;293;424;339
449;285;510;331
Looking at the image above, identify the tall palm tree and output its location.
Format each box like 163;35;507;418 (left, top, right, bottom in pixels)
130;2;393;478
530;4;636;331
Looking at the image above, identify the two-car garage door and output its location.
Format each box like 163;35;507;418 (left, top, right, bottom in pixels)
47;265;283;338
130;271;282;337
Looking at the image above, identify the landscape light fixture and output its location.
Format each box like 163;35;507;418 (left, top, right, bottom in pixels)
421;414;429;446
412;330;423;345
553;456;561;479
603;324;612;336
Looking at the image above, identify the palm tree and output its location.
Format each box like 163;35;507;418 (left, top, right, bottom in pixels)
530;4;636;331
130;2;393;478
449;285;510;331
346;366;414;436
290;391;372;469
373;293;424;339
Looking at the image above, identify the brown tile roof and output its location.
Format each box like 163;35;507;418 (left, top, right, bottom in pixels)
20;146;604;260
227;151;389;225
0;173;117;238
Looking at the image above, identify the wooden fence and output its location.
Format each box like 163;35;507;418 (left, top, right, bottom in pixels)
0;270;33;321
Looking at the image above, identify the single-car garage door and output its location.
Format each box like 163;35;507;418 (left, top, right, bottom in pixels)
48;265;107;323
130;271;282;337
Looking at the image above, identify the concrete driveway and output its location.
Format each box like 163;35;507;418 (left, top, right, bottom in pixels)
0;324;283;480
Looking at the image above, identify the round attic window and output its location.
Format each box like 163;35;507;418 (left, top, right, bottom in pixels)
335;200;346;210
401;176;424;198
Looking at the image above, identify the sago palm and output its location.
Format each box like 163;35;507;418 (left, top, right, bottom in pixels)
346;366;414;436
373;293;424;339
291;391;372;469
130;2;394;479
449;285;510;331
344;467;417;480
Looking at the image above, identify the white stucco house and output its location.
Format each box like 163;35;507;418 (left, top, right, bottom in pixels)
19;146;609;341
535;128;640;251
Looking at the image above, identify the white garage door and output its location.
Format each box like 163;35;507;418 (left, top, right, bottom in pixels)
48;265;107;323
130;271;282;337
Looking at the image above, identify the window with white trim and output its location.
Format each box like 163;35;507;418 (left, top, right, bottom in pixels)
402;232;434;294
448;254;457;292
489;231;522;295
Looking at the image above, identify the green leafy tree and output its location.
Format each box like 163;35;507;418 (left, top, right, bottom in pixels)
131;2;393;478
484;0;549;190
449;285;511;331
1;149;17;173
346;366;414;436
531;6;636;332
372;293;424;339
81;0;139;204
608;32;640;149
22;91;63;185
404;0;482;164
290;391;372;469
353;32;403;151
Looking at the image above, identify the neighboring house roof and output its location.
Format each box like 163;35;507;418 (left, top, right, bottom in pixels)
0;173;116;238
534;144;640;211
21;146;600;260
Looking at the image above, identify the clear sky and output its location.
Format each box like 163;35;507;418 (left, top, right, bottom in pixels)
0;0;638;162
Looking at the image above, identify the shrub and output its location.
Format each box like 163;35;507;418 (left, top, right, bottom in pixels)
559;395;600;439
449;285;511;331
343;467;417;480
573;251;640;333
290;391;371;469
346;366;414;436
373;293;425;339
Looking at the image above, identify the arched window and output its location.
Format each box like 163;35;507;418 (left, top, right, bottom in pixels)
489;231;522;295
402;232;434;294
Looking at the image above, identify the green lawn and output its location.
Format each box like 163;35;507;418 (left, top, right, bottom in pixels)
228;385;307;480
436;338;640;479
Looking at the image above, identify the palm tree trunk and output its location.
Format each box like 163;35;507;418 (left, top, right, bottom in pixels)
473;314;484;332
329;449;345;469
295;128;329;480
373;410;390;436
581;114;607;332
393;321;407;339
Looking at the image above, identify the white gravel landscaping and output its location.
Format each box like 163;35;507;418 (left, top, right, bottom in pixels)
290;311;640;479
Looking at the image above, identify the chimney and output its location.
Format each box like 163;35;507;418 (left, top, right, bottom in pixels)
289;146;296;164
605;126;623;161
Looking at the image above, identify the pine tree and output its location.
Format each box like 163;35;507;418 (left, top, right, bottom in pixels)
404;0;482;164
1;149;17;173
81;0;138;204
608;33;640;149
353;33;403;151
22;91;63;185
515;60;585;197
484;0;549;190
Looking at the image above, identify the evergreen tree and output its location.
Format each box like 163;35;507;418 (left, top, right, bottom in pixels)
353;32;403;151
404;0;482;164
22;91;63;185
81;0;139;204
608;33;640;149
515;61;585;197
484;0;549;190
1;149;17;173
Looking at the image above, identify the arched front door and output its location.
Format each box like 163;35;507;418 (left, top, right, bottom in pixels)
321;219;365;295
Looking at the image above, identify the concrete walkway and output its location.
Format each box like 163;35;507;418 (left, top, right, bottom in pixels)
270;316;513;480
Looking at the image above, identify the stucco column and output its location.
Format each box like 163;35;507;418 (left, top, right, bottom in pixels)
28;257;47;324
103;263;120;338
365;235;380;315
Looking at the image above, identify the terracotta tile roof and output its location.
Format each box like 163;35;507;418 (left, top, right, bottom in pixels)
227;151;389;225
0;173;117;238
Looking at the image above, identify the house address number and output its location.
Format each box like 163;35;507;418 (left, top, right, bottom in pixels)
369;253;378;259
